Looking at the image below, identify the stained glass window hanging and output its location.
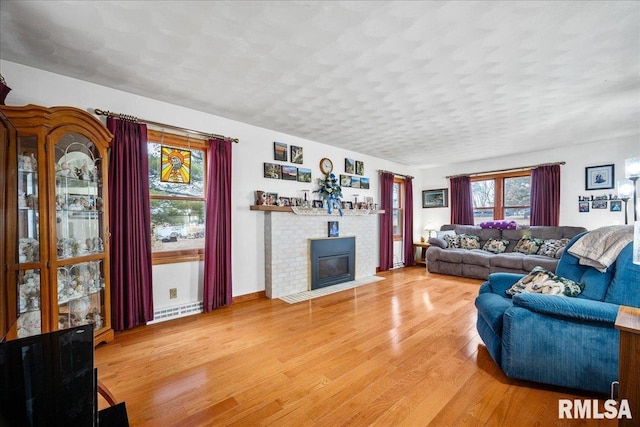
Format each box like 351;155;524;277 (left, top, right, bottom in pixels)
160;146;191;184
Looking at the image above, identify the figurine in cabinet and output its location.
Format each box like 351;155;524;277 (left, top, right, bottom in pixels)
26;194;38;209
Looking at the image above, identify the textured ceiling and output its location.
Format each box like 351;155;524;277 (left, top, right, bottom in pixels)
1;1;639;167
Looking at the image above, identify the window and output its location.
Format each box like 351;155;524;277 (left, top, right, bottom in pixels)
392;177;404;240
471;171;531;225
147;130;208;263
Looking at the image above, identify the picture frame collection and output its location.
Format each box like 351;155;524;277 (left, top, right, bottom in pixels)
341;158;369;189
264;141;311;183
580;164;621;213
577;194;623;213
260;147;374;208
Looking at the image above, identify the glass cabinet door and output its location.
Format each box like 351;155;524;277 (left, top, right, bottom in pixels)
16;136;42;337
54;132;106;332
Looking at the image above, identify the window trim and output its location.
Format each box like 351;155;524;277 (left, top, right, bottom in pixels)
471;170;531;222
392;177;404;241
147;129;208;264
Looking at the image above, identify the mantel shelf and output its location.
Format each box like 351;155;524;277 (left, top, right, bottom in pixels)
250;205;384;215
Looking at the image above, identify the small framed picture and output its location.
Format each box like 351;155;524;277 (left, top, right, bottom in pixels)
312;200;323;208
279;197;291;206
345;158;355;174
578;201;590;212
281;165;298;181
585;164;614;190
274;141;287;161
360;177;370;189
422;189;448;208
328;221;339;237
264;163;281;179
351;176;361;188
592;200;607;209
290;145;303;164
340;174;351;187
266;192;279;206
355;160;364;176
297;167;312;183
610;200;622;212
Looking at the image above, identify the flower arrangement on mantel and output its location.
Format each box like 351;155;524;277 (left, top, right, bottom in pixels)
314;173;343;216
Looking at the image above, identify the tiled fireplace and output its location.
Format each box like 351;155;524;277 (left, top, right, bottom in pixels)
261;209;379;298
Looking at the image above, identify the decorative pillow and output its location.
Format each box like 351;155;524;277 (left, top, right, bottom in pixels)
482;238;510;254
513;235;545;255
479;220;518;230
537;238;570;258
505;266;584;297
436;230;456;240
459;234;481;250
443;234;461;249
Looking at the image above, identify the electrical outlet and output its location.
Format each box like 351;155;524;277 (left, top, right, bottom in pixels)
169;288;177;299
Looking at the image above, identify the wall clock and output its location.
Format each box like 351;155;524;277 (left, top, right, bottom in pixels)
319;157;333;175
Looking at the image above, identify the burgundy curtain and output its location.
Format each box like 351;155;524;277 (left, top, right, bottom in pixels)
403;176;414;266
530;164;560;226
450;175;474;225
202;138;233;311
379;172;394;271
107;118;154;331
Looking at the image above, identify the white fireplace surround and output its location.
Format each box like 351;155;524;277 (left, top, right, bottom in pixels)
262;210;379;298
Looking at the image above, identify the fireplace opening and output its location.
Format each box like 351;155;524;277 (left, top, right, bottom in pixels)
310;237;355;290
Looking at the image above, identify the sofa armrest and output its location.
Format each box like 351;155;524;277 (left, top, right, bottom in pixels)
512;293;619;325
428;237;447;249
479;272;526;295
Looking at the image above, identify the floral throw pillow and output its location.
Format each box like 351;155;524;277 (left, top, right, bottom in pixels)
482;238;510;254
443;234;461;249
537;238;570;258
505;266;584;297
459;234;481;250
513;235;545;255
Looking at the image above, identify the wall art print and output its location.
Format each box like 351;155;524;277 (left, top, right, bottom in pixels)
281;165;298;181
297;168;312;183
161;146;191;183
264;162;282;179
345;158;355;174
274;141;287;161
422;188;448;208
585;164;614;191
290;145;303;164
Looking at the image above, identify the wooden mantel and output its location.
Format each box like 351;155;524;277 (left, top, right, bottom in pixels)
250;205;384;214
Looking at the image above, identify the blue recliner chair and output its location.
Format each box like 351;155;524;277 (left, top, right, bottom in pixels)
475;232;640;394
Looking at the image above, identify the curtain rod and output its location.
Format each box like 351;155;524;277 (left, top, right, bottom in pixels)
445;161;565;179
378;169;414;179
93;108;239;143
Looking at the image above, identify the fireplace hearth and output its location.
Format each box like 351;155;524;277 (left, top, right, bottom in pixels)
310;237;355;290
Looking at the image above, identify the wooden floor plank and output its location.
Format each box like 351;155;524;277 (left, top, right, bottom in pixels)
95;267;617;426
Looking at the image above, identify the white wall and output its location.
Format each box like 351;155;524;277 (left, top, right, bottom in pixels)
419;139;640;231
1;60;422;310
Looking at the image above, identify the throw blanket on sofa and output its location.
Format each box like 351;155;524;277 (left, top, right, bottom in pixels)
567;225;634;272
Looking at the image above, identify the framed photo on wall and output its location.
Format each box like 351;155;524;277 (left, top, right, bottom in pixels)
585;164;614;190
274;141;287;161
422;188;448;208
578;201;590;212
290;145;303;164
281;165;298;181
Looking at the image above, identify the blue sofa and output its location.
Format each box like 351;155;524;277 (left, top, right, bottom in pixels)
475;232;640;394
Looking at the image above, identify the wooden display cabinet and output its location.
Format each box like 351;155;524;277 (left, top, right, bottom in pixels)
1;105;114;345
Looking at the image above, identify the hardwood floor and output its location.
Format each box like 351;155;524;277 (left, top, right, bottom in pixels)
95;267;617;426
